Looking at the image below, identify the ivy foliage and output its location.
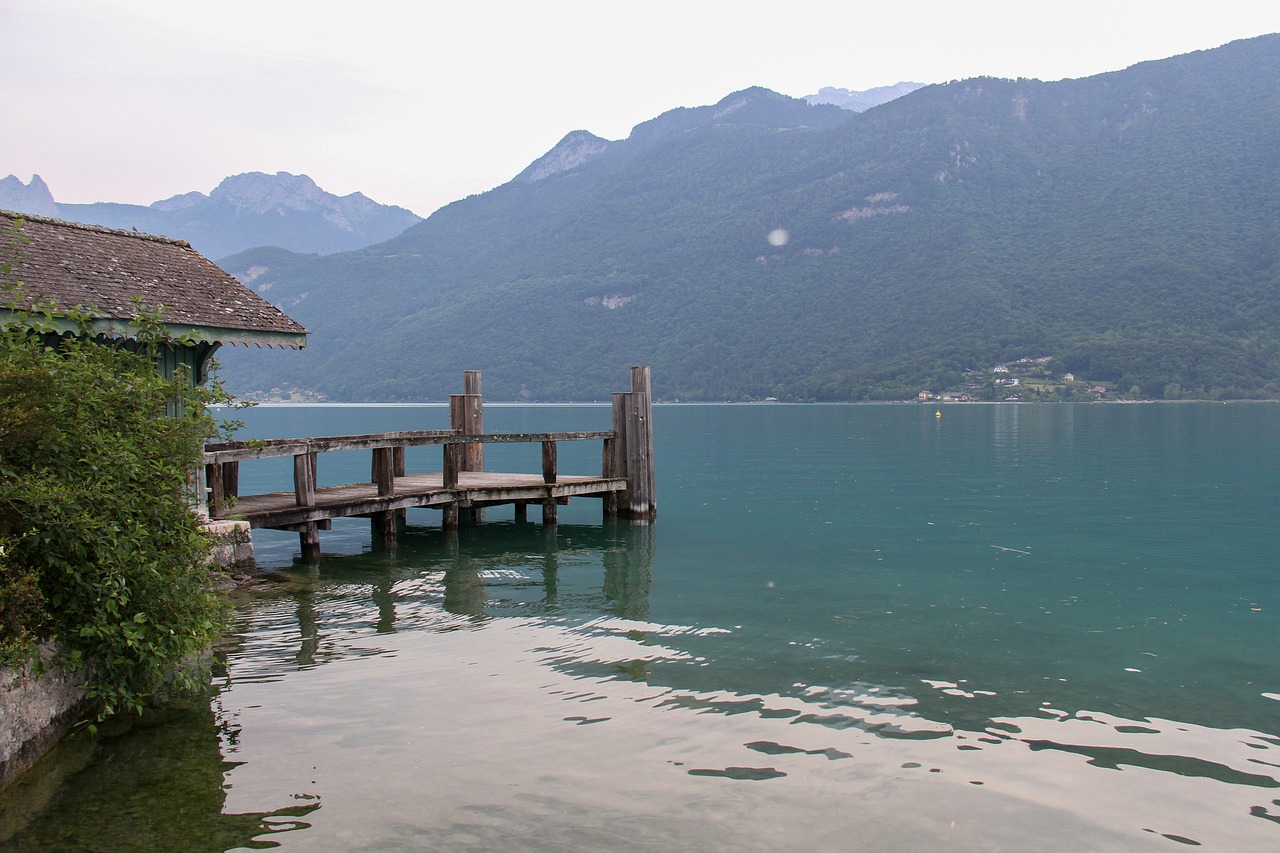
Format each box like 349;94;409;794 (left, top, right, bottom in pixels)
1;246;235;718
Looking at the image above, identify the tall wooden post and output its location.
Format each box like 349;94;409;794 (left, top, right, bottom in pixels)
372;447;396;496
450;371;485;525
294;451;317;507
608;367;656;520
629;366;656;517
541;438;559;527
442;442;462;531
294;450;320;559
371;446;398;549
222;461;239;505
392;445;407;524
604;394;625;520
463;370;484;472
206;461;224;518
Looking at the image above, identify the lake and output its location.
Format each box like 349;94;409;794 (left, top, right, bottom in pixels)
2;402;1277;851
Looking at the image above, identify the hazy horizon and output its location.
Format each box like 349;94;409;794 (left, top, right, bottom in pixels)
3;0;1277;216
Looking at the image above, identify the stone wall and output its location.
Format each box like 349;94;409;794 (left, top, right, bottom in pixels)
203;519;255;573
0;650;90;791
1;523;252;792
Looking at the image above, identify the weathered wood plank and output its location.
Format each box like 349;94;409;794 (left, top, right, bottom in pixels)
222;474;624;529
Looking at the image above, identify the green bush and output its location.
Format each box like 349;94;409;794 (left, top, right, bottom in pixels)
0;302;233;718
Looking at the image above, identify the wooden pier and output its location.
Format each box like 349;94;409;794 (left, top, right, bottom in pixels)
202;368;655;559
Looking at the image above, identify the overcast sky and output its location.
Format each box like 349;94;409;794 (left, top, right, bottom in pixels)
3;1;1277;216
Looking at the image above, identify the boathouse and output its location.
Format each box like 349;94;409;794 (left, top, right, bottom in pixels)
0;211;309;792
0;210;308;383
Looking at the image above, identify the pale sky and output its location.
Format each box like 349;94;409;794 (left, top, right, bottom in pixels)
3;1;1277;216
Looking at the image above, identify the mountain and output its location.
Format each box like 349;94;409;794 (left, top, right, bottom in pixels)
803;82;925;111
0;172;422;259
0;174;57;217
515;87;851;183
216;36;1280;402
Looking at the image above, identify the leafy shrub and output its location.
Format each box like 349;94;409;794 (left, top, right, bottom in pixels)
0;296;233;718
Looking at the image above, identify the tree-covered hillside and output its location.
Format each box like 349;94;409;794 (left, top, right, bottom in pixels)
219;35;1280;401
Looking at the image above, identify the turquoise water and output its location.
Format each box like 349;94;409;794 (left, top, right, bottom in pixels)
3;403;1277;851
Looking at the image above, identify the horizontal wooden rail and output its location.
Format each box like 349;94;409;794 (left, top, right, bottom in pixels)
204;430;615;464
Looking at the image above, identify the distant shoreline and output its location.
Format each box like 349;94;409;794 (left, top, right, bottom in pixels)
215;398;1280;408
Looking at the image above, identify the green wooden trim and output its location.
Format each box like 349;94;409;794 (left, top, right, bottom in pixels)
2;312;306;349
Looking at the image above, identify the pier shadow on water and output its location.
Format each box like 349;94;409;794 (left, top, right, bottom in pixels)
228;519;655;675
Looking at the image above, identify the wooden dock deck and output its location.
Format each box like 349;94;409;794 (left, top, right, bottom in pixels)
228;470;627;531
202;369;655;560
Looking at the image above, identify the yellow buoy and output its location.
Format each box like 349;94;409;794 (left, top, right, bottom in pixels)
935;410;942;418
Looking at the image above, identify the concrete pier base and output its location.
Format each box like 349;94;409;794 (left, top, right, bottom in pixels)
202;520;256;573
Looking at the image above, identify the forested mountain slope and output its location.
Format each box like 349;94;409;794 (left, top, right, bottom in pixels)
219;35;1280;401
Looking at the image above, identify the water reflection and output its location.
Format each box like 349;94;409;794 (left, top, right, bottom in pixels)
1;521;655;852
0;703;318;852
215;523;653;690
8;402;1279;850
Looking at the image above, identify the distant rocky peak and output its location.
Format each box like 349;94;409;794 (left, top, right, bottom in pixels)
0;174;57;217
150;190;207;212
210;171;328;213
629;86;849;147
713;86;785;112
515;131;612;183
803;82;926;112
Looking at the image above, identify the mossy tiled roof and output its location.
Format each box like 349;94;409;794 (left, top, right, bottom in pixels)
1;210;307;348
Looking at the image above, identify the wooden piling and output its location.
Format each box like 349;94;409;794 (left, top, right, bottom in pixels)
298;524;321;560
542;440;558;484
205;460;240;519
294;452;317;506
373;510;398;550
392;446;406;524
608;367;656;519
206;461;224;517
463;370;484;472
370;447;399;549
451;371;485;525
372;447;396;497
294;452;320;558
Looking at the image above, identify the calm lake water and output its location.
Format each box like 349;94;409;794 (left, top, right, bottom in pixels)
2;403;1277;851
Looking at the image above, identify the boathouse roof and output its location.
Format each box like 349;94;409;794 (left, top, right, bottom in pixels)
0;209;307;349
